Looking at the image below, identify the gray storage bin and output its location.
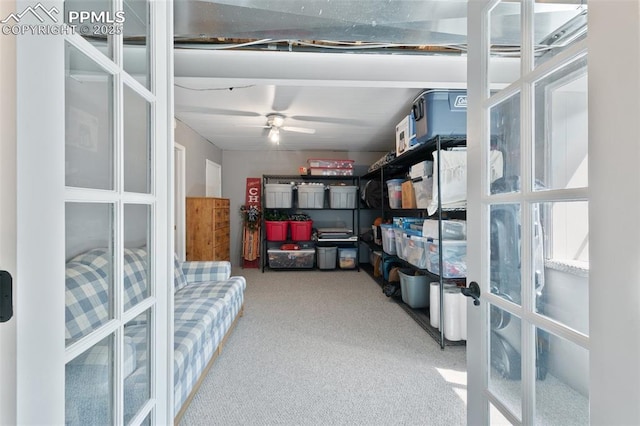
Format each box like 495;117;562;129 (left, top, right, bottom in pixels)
399;268;430;309
316;246;337;270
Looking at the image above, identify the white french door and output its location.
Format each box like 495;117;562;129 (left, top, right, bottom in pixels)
467;1;590;424
13;0;173;424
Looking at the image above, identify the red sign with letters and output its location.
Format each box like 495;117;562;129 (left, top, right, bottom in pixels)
245;177;261;208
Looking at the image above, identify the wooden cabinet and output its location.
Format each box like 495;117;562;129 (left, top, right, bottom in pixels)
186;197;230;261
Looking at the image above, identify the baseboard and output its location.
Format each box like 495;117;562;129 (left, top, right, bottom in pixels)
174;303;244;425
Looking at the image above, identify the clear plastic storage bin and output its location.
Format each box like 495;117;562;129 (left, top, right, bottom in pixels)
386;179;404;209
338;247;357;269
404;235;429;269
268;249;315;269
380;224;397;255
426;240;467;278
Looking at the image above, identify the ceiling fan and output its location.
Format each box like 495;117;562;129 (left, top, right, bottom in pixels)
263;113;316;144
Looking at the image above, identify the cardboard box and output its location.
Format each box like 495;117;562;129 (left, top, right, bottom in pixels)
401;180;417;209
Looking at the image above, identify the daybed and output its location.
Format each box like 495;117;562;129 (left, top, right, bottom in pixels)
64;247;246;424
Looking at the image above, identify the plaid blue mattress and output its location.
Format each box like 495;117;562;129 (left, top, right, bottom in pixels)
65;248;246;419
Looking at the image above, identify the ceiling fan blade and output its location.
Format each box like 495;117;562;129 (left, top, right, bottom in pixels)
271;86;298;112
175;105;261;117
282;126;316;134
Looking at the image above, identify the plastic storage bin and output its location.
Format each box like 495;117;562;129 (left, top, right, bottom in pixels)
297;185;325;208
426;240;467;278
329;186;357;208
290;220;313;241
338;247;357;269
412;89;467;144
404;235;429;269
422;219;467;240
386;179;404;209
307;159;354;169
399;269;430;309
316;246;337;269
265;221;289;241
265;183;293;208
393;228;405;260
380;224;397;255
310;168;353;176
268;249;315;269
413;177;433;209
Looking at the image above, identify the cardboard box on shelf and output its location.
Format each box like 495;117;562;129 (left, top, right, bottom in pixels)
402;180;417;209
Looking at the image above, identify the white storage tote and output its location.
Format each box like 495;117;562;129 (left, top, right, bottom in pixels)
265;183;293;208
329;185;357;208
297;184;325;208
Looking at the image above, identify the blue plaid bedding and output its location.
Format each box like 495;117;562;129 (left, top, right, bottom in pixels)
65;249;246;419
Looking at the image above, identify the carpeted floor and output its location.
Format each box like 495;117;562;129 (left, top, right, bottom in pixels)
180;268;468;425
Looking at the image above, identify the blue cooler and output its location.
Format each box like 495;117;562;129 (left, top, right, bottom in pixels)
412;89;467;144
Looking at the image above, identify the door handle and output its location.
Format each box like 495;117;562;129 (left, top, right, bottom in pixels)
462;281;481;306
0;270;13;322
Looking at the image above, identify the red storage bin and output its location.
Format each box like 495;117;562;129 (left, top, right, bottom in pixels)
265;221;289;241
289;220;313;241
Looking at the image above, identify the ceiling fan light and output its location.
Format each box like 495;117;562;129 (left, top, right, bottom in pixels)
268;127;280;144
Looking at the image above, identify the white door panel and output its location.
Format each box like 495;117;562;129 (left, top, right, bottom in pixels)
467;1;590;424
11;0;173;423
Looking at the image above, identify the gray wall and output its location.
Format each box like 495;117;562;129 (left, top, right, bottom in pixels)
222;150;386;265
175;119;222;196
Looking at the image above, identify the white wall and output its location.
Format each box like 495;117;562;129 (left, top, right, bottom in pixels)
174;119;222;196
222;150;386;265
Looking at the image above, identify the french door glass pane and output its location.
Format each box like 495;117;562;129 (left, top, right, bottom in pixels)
534;1;587;67
65;334;114;425
490;203;521;305
489;305;522;420
65;203;114;347
124;204;150;310
123;0;150;89
535;201;589;333
490;93;521;194
490;1;521;87
65;42;114;190
64;0;115;60
124;84;151;193
534;329;589;425
534;57;588;191
124;309;151;424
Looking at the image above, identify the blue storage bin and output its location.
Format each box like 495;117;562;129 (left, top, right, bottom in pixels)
412;89;467;144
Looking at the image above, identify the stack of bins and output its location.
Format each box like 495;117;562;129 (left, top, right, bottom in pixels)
307;158;354;176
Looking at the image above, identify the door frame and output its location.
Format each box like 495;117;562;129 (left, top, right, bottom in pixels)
205;159;222;197
174;143;186;261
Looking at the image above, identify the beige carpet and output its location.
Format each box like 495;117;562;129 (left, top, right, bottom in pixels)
179;267;468;425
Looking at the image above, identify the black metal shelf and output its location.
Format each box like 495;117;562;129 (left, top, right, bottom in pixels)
358;134;468;349
262;174;361;273
361;135;467;180
360;262;465;347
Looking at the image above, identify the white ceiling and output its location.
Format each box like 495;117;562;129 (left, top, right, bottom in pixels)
171;0;585;152
174;49;475;152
